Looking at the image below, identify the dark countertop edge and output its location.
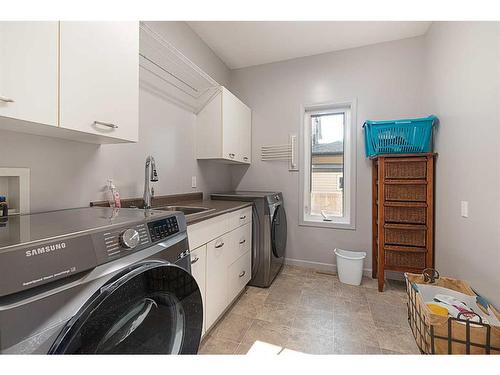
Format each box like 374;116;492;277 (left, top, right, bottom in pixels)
90;192;252;226
167;200;253;225
90;192;204;208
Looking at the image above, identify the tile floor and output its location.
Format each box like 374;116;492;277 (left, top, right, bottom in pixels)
199;265;421;355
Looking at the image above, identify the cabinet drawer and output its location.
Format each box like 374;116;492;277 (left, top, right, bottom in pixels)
385;205;426;224
385;250;426;270
384;225;426;247
187;213;229;250
190;245;206;336
227;251;251;303
228;207;252;231
385;159;427;179
385;184;426;202
228;223;252;265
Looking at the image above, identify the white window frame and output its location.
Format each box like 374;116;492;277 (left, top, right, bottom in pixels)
299;99;357;230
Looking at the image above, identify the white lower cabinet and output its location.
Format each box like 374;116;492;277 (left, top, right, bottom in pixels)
190;245;207;336
205;235;229;329
187;206;252;334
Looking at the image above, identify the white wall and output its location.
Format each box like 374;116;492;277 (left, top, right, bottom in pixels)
229;37;427;272
0;21;232;213
425;22;500;306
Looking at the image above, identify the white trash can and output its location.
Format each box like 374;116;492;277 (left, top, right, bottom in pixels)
334;248;367;286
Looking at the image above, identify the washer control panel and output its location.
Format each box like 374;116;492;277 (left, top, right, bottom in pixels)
148;216;179;243
120;228;141;249
100;223;150;258
92;214;185;263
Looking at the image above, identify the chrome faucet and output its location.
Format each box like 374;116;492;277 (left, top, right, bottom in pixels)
143;155;158;209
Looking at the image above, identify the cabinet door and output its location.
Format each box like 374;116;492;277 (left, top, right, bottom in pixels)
59;22;139;142
205;235;229;329
190;245;207;336
239;101;251;164
222;87;243;162
195;92;223;160
0;22;58;126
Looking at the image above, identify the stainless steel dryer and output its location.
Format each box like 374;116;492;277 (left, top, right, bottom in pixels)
211;191;287;288
0;207;203;354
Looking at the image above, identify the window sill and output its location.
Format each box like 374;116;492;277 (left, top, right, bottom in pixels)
299;217;356;230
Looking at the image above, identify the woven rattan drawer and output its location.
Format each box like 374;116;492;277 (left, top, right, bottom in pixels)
385;204;426;224
384;159;427;179
385;250;426;269
384;224;426;247
385;183;426;202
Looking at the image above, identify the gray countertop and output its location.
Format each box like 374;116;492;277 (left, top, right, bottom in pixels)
91;193;251;226
157;199;253;225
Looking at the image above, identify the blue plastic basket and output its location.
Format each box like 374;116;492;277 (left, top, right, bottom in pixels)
363;115;437;158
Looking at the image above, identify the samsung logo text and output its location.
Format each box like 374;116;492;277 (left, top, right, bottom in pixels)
25;242;66;257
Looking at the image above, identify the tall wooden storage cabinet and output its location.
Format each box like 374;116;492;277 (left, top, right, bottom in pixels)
372;153;436;292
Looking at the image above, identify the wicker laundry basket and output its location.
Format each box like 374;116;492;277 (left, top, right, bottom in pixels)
405;270;500;354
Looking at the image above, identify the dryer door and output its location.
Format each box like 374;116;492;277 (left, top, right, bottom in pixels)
271;204;287;258
49;261;202;354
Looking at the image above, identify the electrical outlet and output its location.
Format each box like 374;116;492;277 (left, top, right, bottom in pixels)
191;176;197;189
461;201;469;218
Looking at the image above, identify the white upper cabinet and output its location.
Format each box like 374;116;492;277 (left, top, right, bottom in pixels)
0;22;58;127
196;86;251;164
59;22;139;142
0;21;138;144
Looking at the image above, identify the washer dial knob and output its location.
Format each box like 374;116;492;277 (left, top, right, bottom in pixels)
120;228;140;249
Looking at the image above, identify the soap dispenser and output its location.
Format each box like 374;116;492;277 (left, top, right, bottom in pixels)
105;180;121;209
0;196;8;217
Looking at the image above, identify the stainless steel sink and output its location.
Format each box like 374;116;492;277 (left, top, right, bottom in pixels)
154;205;214;216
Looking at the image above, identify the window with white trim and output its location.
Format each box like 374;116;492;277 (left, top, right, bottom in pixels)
300;101;356;229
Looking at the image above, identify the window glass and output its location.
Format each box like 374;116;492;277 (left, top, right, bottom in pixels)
310;113;344;217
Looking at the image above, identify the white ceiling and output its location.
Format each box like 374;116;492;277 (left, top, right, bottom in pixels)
187;21;432;69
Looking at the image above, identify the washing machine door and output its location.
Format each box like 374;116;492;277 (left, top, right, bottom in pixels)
49;261;202;354
271;204;287;258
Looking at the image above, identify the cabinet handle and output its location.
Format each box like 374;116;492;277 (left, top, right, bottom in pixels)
94;120;118;129
240;215;246;220
239;239;246;245
0;96;14;103
238;271;246;278
215;241;224;249
229;153;235;158
191;256;200;264
243;156;248;161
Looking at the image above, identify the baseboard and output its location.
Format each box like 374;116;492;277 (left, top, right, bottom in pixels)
284;257;373;277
